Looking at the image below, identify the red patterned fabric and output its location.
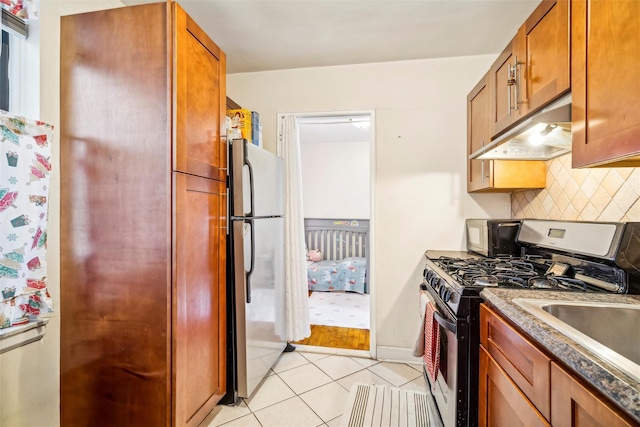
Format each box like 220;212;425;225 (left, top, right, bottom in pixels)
423;302;440;384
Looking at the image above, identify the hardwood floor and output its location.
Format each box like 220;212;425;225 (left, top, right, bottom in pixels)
291;324;370;351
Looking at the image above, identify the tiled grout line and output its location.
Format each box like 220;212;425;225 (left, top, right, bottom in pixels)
268;359;341;425
210;353;424;427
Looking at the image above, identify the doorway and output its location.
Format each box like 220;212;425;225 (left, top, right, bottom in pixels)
286;110;375;356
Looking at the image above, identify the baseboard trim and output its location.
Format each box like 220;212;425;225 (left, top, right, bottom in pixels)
376;346;424;364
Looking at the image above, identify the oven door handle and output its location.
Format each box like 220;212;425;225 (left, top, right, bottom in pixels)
433;311;457;334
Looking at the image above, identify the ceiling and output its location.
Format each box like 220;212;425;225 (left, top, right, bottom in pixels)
121;0;541;74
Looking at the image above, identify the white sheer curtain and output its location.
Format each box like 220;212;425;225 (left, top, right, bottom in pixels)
277;115;311;341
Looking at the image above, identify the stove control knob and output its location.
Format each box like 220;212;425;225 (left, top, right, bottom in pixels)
432;277;441;289
443;288;451;302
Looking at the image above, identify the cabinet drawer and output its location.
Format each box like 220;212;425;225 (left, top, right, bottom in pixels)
480;304;551;421
479;347;551;427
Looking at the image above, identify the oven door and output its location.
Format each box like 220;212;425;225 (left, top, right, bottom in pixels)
420;286;464;427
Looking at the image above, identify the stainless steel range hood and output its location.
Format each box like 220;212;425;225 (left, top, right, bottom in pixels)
470;94;572;161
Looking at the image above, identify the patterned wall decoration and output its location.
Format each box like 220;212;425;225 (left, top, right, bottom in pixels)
512;153;640;222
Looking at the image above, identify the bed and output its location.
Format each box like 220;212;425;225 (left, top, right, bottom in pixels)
304;218;370;294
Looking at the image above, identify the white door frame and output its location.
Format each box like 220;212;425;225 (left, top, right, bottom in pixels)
278;109;377;359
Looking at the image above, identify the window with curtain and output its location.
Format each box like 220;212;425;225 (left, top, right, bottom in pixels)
1;4;52;331
1;3;37;117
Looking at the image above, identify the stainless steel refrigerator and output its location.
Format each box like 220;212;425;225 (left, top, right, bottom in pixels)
224;139;287;402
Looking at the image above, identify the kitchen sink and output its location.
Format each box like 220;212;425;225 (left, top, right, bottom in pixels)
513;298;640;382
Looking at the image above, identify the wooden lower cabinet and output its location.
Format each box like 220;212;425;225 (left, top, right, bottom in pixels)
551;363;638;427
479;346;551;427
174;174;227;426
480;304;551;419
59;172;226;427
479;304;639;427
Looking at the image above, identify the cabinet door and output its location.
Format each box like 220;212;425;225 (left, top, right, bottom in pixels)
60;4;173;426
468;73;493;192
489;31;525;137
468;76;546;193
551;363;637;427
480;304;551;420
174;3;228;181
571;0;640;168
521;0;570;113
479;347;551;427
174;173;227;427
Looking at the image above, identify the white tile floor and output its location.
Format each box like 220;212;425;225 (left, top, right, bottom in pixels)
201;349;427;427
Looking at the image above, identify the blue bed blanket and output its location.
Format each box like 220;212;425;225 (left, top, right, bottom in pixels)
307;257;367;294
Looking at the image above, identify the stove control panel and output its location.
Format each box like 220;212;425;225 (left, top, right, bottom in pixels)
423;267;464;315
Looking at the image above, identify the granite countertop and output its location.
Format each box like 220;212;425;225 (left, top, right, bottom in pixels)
481;288;640;424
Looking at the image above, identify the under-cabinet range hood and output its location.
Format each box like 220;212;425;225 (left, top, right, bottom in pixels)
470;94;572;161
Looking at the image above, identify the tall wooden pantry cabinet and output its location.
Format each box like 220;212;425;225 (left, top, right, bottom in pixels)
60;3;227;426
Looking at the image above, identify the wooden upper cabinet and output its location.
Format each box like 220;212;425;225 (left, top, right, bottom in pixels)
468;73;492;192
520;0;569;114
550;363;638;427
571;0;640;168
174;3;227;181
489;33;524;137
490;0;569;138
467;73;546;193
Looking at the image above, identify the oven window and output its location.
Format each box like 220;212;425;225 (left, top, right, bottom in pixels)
438;324;448;383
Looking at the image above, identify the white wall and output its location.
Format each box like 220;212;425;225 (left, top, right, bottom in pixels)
228;57;512;360
0;2;123;426
301;139;371;219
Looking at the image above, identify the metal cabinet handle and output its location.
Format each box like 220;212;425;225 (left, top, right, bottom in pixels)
221;134;228;171
513;56;519;112
507;73;512;116
480;140;487;183
507;56;521;115
222;191;229;233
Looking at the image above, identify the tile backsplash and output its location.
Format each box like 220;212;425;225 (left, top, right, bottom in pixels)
511;153;640;222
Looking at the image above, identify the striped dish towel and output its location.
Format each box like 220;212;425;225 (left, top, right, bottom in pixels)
424;302;440;384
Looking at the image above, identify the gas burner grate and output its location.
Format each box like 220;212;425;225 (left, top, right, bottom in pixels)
551;276;589;291
429;254;622;293
494;274;529;288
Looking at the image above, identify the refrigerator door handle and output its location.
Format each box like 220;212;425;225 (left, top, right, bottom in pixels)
245;157;255;218
245;218;256;303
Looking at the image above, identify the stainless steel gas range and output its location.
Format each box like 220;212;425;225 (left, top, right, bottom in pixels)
419;219;640;427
